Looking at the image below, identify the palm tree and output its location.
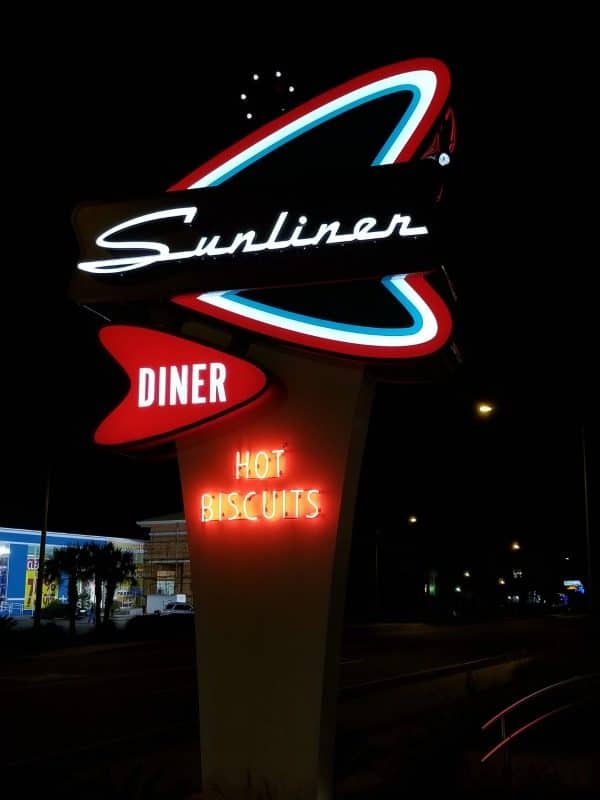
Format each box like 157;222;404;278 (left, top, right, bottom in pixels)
95;543;138;626
83;543;111;631
43;545;92;636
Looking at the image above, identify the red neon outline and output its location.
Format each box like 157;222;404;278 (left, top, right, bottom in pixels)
169;59;450;191
173;273;452;360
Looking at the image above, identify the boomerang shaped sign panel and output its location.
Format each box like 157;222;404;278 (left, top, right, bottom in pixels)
72;59;454;361
170;58;453;359
95;326;269;447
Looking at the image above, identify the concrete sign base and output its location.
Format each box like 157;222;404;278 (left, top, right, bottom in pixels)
177;343;373;800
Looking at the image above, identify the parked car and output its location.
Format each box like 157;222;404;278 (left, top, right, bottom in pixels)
160;602;194;615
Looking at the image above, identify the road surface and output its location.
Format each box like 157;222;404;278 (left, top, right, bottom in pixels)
2;614;597;797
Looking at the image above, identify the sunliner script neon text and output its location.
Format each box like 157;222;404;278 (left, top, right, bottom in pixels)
77;207;429;274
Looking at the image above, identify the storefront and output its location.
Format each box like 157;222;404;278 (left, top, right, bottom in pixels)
0;527;144;616
136;513;193;603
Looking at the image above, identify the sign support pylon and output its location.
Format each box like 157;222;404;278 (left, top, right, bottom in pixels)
177;342;373;800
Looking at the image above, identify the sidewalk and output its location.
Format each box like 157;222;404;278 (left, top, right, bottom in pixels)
10;612;138;634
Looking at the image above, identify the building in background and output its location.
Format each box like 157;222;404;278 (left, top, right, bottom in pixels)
0;527;144;616
137;513;193;605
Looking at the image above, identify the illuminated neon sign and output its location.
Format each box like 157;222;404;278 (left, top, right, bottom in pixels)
200;448;321;523
169;58;452;359
171;59;450;190
72;59;454;362
94;326;269;447
175;272;450;359
77;206;428;275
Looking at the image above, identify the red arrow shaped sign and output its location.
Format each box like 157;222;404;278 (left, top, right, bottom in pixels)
95;326;269;447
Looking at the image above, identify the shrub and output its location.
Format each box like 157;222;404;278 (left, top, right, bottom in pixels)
0;615;16;633
41;600;69;619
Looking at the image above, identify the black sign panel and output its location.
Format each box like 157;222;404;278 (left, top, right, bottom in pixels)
70;161;447;305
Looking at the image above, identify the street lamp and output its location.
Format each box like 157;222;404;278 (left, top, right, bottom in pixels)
476;401;495;417
374;516;418;618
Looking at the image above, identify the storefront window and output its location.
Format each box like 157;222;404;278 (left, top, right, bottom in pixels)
156;570;175;595
0;543;9;600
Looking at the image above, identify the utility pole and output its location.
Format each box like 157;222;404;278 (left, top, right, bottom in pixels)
374;529;381;619
33;466;51;629
582;425;592;612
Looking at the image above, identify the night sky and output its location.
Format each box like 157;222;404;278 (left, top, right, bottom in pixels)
1;22;593;580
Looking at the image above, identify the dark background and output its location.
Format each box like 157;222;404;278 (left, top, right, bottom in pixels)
1;20;593;592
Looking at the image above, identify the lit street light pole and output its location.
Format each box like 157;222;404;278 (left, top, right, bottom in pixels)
581;424;592;612
374;531;380;618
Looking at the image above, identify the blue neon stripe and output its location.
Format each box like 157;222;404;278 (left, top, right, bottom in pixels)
381;276;422;330
209;85;419;186
218;276;423;337
372;90;421;164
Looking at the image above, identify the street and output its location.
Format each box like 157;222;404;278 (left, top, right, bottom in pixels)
2;614;597;797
